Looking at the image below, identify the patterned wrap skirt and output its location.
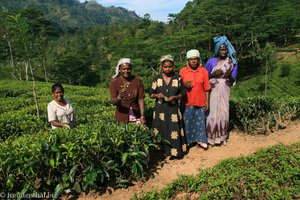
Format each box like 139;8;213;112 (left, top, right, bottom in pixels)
183;106;207;145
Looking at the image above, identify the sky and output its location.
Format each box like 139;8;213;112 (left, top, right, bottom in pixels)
79;0;191;22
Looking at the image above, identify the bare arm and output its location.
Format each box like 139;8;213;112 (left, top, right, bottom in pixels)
165;93;182;102
150;93;164;99
110;79;125;105
111;90;125;105
138;98;145;125
205;91;209;111
50;121;70;128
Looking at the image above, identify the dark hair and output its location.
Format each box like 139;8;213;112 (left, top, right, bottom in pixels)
51;83;64;93
161;59;174;66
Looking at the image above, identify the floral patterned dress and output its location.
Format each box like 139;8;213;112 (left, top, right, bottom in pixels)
149;73;187;157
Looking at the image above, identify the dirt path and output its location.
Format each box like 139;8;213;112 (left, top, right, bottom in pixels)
78;121;300;200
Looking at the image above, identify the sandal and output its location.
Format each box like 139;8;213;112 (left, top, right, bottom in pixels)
197;142;208;150
222;140;227;146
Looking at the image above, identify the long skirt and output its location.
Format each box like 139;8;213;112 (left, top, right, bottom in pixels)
152;103;186;157
183;106;207;145
206;79;230;145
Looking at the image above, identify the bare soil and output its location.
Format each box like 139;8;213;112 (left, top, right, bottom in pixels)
74;121;300;200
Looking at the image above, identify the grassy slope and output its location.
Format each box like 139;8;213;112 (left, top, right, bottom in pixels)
232;42;300;99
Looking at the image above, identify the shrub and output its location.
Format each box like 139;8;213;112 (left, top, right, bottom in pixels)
279;63;291;77
230;96;300;134
135;143;300;200
0;122;154;199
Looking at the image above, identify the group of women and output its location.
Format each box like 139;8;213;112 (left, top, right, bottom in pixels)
47;36;238;160
108;36;238;159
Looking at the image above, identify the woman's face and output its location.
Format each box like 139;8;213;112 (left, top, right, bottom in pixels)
53;87;64;102
218;44;228;59
188;57;200;68
162;61;174;75
119;63;131;78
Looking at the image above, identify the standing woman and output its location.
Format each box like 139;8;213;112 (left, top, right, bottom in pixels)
205;36;238;146
149;55;186;158
110;58;146;125
179;50;211;149
47;83;76;129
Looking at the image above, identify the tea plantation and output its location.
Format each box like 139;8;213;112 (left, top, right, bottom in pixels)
0;80;299;199
0;80;155;199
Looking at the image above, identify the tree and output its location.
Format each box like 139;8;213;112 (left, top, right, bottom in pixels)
4;12;41;118
262;42;276;95
51;53;98;86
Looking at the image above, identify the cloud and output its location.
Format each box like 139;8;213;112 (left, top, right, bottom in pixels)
80;0;190;22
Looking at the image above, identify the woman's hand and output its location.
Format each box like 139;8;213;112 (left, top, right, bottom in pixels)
210;79;218;88
140;116;146;125
184;80;193;89
155;93;164;99
165;96;176;104
165;96;174;101
210;69;223;78
117;88;126;100
63;124;71;129
204;102;209;111
205;91;209;111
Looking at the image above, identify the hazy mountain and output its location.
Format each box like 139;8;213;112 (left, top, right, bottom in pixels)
0;0;140;32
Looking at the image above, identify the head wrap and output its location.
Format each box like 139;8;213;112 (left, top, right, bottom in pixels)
160;54;174;64
186;49;200;60
213;36;237;64
112;58;132;78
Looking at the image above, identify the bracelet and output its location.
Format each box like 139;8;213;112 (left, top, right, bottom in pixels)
140;116;145;119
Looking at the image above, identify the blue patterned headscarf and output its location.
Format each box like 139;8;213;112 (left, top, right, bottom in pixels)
213;36;237;64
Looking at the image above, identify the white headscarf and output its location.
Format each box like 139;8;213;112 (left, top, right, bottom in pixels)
112;58;132;78
186;49;200;60
186;49;202;66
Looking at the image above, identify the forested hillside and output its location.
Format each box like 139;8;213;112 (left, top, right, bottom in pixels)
0;0;299;97
0;0;140;32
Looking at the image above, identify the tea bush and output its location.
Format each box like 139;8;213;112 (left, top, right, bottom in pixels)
135;142;300;199
230;96;300;134
0;80;299;199
0;122;154;199
0;80;156;199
